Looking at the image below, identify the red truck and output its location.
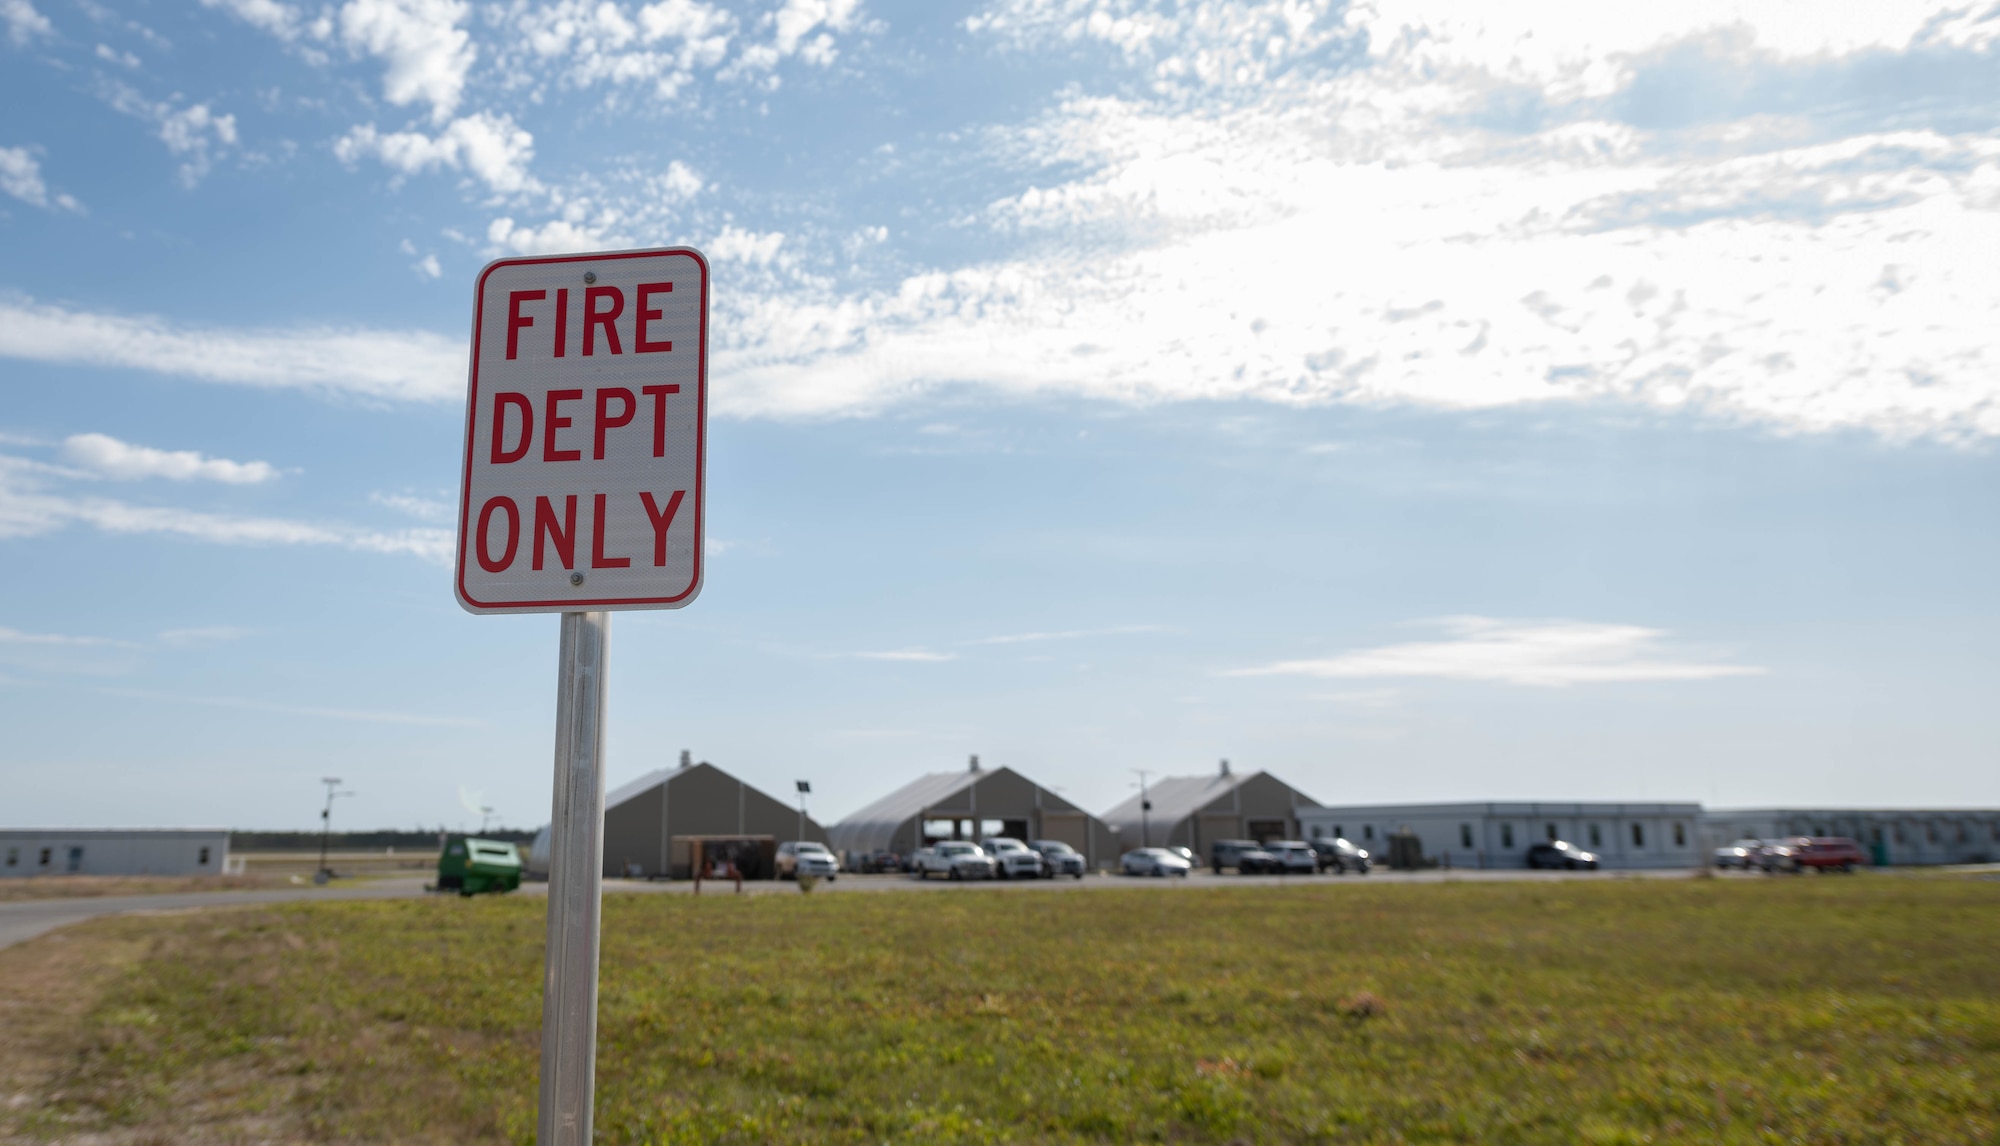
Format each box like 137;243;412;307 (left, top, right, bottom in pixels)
1787;836;1867;873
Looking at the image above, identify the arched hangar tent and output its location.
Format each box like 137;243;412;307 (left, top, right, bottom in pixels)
1100;762;1321;857
828;760;1118;869
585;760;826;880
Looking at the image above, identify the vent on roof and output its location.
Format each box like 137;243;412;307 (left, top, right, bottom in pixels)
969;754;981;773
1219;758;1230;777
678;749;692;769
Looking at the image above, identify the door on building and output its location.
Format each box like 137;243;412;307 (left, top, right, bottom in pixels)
66;846;84;873
1246;819;1286;843
1039;813;1088;853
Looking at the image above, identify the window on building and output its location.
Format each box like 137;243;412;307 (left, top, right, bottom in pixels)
39;848;51;867
4;847;15;867
1894;825;1905;844
1333;825;1343;840
1870;828;1883;844
1501;823;1515;848
1364;825;1374;841
198;846;211;865
1927;824;1938;844
1631;823;1645;847
1545;823;1558;841
1588;824;1602;847
1956;824;1968;844
1673;822;1686;847
1460;824;1473;848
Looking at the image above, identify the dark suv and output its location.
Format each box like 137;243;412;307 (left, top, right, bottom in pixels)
1211;839;1282;874
1309;835;1371;875
1525;840;1599;870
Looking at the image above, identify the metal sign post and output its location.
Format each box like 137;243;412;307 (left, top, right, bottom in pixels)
455;248;708;1146
539;610;608;1144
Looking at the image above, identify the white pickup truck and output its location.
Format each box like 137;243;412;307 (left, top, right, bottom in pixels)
980;837;1047;880
911;841;997;881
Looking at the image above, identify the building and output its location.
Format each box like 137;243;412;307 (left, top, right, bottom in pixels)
1703;808;2000;866
1098;761;1321;858
0;828;232;878
1294;802;1703;870
587;757;827;880
827;757;1119;869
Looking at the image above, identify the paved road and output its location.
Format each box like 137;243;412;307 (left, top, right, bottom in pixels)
0;878;434;950
2;866;1713;951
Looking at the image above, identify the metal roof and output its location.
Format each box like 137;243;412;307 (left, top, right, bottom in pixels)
825;770;984;854
1099;771;1265;829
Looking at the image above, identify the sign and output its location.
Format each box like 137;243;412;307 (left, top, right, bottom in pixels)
455;247;708;614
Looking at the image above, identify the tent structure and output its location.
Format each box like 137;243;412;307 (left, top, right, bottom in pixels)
591;759;826;879
827;758;1119;869
1099;761;1321;858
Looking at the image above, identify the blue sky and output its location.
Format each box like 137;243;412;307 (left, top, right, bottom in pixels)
2;0;1996;832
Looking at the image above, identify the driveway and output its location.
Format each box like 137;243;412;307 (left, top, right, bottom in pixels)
0;878;434;950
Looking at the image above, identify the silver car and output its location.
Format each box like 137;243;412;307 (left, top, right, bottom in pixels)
1120;847;1191;877
915;841;997;881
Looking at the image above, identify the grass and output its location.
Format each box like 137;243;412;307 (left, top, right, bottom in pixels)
7;875;1999;1144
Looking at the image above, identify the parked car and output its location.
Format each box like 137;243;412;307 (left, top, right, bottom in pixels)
858;849;903;874
1791;836;1867;873
1525;840;1599;870
776;840;840;881
1030;839;1087;879
1121;847;1191;877
1167;846;1196;866
1309;835;1371;875
980;837;1047;880
1754;839;1800;872
1265;841;1319;875
1713;839;1764;869
1210;838;1279;874
913;841;997;881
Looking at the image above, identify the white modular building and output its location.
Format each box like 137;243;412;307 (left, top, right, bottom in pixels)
0;828;232;878
1294;802;1703;870
1702;808;2000;866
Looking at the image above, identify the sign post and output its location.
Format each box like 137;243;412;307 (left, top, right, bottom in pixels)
455;247;708;1145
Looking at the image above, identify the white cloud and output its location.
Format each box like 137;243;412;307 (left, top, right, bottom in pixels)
97;685;482;727
0;146;81;212
338;0;476;122
201;0;302;40
414;253;442;278
335;111;537;194
370;490;453;521
3;0;51;44
0;296;463;403
1229;616;1766;687
507;0;735;95
94;43;141;68
692;1;2000;439
486;213;609;255
0;626;139;649
101;83;239;185
63;433;279;484
156;626;253;646
849;649;957;662
966;624;1163;645
0;464;456;562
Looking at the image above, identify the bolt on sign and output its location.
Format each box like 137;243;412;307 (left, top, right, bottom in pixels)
455;247;708;613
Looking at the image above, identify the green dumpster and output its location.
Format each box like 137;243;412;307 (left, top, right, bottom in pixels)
437;835;522;896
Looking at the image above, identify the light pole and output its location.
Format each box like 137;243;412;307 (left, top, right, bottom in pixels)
479;805;495;834
1133;769;1153;849
317;777;355;884
795;780;811;841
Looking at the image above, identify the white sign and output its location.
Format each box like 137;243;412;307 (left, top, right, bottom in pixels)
455;248;708;614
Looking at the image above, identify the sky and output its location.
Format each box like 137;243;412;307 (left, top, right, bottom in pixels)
1;0;1996;832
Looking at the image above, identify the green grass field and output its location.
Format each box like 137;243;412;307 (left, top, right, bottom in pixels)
17;876;2000;1144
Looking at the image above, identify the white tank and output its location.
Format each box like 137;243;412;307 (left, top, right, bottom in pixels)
525;824;552;879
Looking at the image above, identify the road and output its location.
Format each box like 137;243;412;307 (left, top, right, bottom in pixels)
1;865;1712;950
